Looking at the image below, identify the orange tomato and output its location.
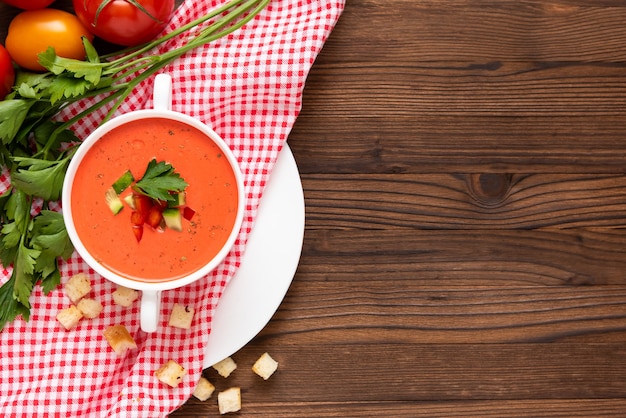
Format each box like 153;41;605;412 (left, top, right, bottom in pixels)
5;9;93;72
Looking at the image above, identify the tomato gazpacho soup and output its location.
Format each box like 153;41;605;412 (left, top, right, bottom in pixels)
70;117;239;282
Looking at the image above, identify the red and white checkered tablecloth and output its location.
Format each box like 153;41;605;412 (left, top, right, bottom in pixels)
0;1;344;416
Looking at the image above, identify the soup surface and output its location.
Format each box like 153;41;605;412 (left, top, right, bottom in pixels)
70;117;239;282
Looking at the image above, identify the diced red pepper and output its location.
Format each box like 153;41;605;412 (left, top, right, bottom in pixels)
130;210;145;226
132;225;143;242
146;206;163;229
182;206;196;221
154;199;168;210
133;193;153;217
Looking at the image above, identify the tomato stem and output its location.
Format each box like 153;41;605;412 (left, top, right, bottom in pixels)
93;0;164;28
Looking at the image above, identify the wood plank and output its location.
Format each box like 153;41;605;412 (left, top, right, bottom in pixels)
268;280;626;344
289;64;626;173
289;114;626;173
173;398;626;417
324;1;626;63
300;174;626;227
299;62;626;117
175;342;626;404
288;1;626;173
295;229;626;286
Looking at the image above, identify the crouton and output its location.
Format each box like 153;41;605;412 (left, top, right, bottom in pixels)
252;352;278;380
76;298;103;319
218;387;241;414
103;325;137;355
64;273;91;303
192;376;215;401
155;360;186;387
56;305;83;330
112;286;139;307
168;303;195;329
212;356;237;378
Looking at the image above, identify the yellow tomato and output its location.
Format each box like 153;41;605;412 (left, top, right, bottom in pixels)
6;9;93;72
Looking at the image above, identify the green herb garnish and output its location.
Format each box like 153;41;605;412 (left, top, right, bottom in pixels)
134;159;188;202
0;190;73;328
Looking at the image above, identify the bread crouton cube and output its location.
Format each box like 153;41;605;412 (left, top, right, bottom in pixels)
64;273;91;303
168;303;195;329
192;376;215;401
56;305;83;330
218;387;241;414
155;360;187;388
76;298;103;319
103;325;137;355
112;286;139;307
252;352;278;380
212;356;237;378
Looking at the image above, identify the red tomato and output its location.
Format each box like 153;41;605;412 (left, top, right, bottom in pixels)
0;45;15;99
5;9;93;72
72;0;175;46
0;0;56;10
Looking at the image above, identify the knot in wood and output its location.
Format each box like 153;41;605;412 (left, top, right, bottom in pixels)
467;173;512;207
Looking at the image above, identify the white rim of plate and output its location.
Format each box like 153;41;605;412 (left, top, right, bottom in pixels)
203;144;305;367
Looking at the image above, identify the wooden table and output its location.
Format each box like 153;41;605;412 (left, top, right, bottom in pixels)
3;1;626;416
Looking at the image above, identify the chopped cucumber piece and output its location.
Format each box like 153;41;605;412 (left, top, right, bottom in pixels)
167;191;186;208
162;208;183;232
105;187;124;215
123;194;135;209
112;170;135;194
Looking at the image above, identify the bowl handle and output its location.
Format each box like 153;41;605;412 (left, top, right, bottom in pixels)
140;290;161;333
153;73;172;111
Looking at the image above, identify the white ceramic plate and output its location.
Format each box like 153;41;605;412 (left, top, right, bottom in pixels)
203;144;305;367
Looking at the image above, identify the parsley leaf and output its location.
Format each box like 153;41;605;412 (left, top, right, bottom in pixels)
14;72;53;99
0;190;24;267
38;46;105;86
31;211;73;293
10;156;71;201
0;100;35;145
32;121;78;155
1;221;21;251
31;210;74;279
0;273;32;329
134;159;188;202
0;189;38;327
14;244;40;307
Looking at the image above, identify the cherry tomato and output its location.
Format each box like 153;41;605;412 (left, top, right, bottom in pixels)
0;45;15;99
72;0;175;47
0;0;56;10
5;9;94;72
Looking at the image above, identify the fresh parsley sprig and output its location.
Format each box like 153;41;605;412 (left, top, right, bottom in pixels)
134;159;188;202
0;0;270;330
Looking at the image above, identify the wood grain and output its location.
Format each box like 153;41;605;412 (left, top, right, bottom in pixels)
174;399;626;417
301;174;626;227
0;0;624;416
289;0;626;174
